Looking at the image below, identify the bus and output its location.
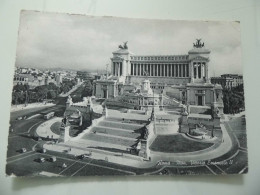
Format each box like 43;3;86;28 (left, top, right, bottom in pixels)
43;112;55;120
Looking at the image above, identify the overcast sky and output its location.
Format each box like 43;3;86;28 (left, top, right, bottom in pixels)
15;10;243;76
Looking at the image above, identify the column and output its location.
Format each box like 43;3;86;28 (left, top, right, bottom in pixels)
198;62;201;78
180;64;183;78
149;64;152;76
205;62;209;83
193;62;196;79
190;62;194;82
114;62;117;76
170;64;172;77
106;85;109;99
120;62;123;76
153;64;155;76
117;63;120;76
196;63;199;79
166;64;170;77
139;64;141;76
162;64;164;77
156;64;159;76
176;64;179;77
180;64;182;77
172;64;175;77
184;64;186;77
164;64;168;77
113;62;115;75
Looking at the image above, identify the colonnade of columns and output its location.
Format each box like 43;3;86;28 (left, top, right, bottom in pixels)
112;62;123;76
130;63;189;77
193;62;207;79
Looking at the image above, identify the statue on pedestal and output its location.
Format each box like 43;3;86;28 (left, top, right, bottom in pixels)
193;39;205;48
118;41;128;49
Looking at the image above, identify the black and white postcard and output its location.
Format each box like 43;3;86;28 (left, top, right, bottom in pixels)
6;10;248;177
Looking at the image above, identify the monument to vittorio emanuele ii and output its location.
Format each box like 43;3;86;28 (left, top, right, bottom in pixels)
94;39;223;117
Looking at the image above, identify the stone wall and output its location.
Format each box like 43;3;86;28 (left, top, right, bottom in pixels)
128;76;190;86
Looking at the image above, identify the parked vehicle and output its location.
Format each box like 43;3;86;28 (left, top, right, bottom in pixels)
43;112;55;120
50;156;56;162
39;157;45;163
16;116;23;120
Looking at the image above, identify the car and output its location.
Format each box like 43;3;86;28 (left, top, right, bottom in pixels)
79;154;86;159
49;156;56;162
21;148;27;153
40;148;46;153
79;152;92;159
39;157;45;163
16;116;23;120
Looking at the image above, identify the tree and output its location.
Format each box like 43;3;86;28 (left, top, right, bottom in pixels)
47;90;57;99
81;80;93;97
12;91;25;105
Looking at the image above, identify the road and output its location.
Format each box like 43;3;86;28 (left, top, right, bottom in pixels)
5;92;248;176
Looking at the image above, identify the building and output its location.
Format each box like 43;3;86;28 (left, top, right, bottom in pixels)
211;74;243;89
93;40;224;115
55;73;63;86
13;73;59;89
64;96;93;126
76;71;94;81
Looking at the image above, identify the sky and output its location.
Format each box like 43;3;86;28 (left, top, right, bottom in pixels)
15;10;243;76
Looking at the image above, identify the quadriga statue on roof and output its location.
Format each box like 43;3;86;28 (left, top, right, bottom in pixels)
118;41;128;49
193;39;205;48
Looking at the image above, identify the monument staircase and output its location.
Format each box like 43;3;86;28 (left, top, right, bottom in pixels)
69;116;148;155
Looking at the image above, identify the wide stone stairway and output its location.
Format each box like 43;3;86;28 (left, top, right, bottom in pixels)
73;117;147;153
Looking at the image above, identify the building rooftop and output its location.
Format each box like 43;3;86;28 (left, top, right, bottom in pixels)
112;48;134;55
188;47;211;54
188;113;212;119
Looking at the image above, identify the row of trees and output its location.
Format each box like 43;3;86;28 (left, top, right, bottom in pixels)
223;84;245;114
11;79;80;105
69;80;93;103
